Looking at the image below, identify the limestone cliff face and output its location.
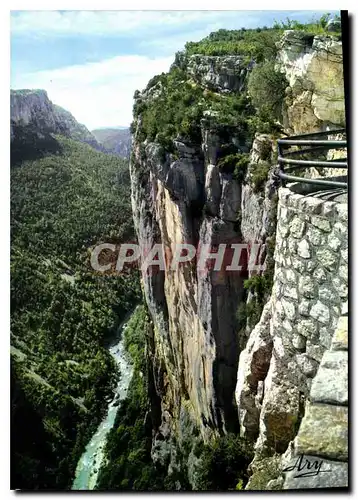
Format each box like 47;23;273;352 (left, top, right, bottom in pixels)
131;77;276;464
130;29;346;485
276;31;345;134
11;89;101;150
130;129;246;441
178;54;250;93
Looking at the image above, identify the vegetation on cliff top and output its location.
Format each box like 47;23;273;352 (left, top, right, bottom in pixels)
132;26;286;150
133;14;341;151
184;27;281;61
183;13;341;59
273;13;342;37
11;135;141;489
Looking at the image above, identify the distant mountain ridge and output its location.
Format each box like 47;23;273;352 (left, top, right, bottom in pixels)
91;127;132;159
11;89;103;152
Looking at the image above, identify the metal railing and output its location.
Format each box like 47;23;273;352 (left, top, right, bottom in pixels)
274;129;348;189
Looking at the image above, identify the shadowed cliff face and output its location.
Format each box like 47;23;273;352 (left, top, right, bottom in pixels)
130;29;346;480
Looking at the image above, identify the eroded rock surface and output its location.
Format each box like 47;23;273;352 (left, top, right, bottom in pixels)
277;31;345;133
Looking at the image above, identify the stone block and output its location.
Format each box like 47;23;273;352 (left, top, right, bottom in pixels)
306;260;317;272
298;299;311;317
284;287;298;300
288;239;298;254
275;268;287;284
278;221;290;238
294;403;348;461
310;301;330;325
298;196;323;214
292;334;306;351
284;256;293;267
318;286;339;303
290;217;306;238
285;269;297;285
279;188;291;206
292;257;306;273
289;193;302;209
336;204;348;223
282;319;293;333
313;266;327;284
338;263;348;283
316;248;338;270
331;316;348;351
299;275;317;298
305;341;325;363
275;301;286;320
319;326;334;350
281;299;296;320
297;239;311;259
328;236;341;252
333;221;347;237
283;455;348;489
322;201;338;218
332;278;348;300
297;319;317;338
296;354;319;377
306;226;323;246
311;350;348;405
279;205;288;220
311;216;331;233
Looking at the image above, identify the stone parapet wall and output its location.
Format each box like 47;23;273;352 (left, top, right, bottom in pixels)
283;303;348;489
274;186;348;359
236;183;348;457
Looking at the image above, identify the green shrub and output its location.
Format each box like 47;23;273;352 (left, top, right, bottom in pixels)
250;161;271;193
195;434;253;491
248;61;287;122
239;269;273;328
193;440;205;458
245;455;282;490
234;154;250;182
236;302;248;332
185;28;281;62
217;152;249;180
244;275;272;300
235;479;244;490
273;13;341;37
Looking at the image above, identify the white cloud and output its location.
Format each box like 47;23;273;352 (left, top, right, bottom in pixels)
11;55;173;128
11;10;326;38
10;10;242;37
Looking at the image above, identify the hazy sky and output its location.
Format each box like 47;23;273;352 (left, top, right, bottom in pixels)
10;10;336;129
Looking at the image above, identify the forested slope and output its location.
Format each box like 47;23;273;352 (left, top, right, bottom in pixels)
11;135;140;489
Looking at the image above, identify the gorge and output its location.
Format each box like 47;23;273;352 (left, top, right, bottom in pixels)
11;17;348;491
